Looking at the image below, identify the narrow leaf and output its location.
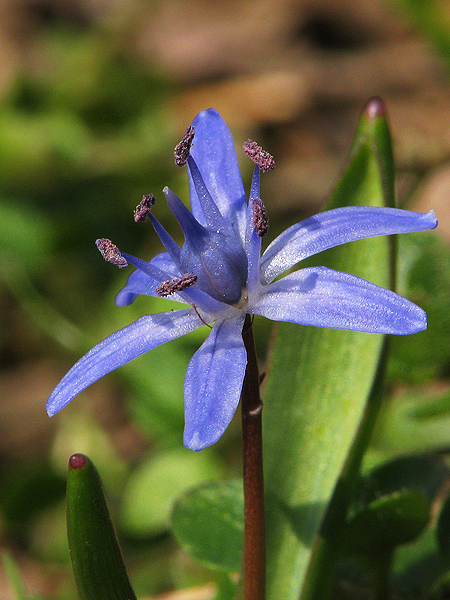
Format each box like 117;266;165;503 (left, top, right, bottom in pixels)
66;454;137;600
263;98;396;600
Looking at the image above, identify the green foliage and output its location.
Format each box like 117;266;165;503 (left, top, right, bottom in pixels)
1;552;43;600
121;448;221;538
66;454;137;600
389;231;450;383
262;100;394;600
344;490;430;557
172;480;244;572
437;493;450;562
373;387;450;455
0;463;65;526
0;17;446;596
390;0;450;66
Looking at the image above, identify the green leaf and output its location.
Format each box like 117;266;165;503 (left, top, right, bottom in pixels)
362;455;449;503
121;448;220;537
66;454;137;600
263;99;397;600
389;231;450;383
374;388;450;455
344;491;430;557
171;480;244;572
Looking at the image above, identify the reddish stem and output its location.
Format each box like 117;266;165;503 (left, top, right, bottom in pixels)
241;315;265;600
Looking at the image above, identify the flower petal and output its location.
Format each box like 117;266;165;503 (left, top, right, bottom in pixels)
47;308;203;416
250;267;427;334
115;252;181;306
183;315;247;451
246;166;262;298
260;207;437;283
188;109;247;241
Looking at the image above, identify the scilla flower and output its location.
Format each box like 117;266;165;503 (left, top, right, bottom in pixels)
47;109;437;450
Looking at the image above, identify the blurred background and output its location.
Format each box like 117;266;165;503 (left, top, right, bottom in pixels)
0;0;450;598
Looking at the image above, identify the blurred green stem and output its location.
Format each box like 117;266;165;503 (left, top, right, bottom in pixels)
300;339;390;600
241;315;265;600
373;553;393;600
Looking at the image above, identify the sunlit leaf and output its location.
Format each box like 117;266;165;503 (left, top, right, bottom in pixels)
263;99;397;600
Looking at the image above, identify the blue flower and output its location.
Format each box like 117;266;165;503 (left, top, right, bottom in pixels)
47;109;437;451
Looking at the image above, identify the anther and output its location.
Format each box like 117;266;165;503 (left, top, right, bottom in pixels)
252;198;269;237
156;273;197;297
243;139;275;173
96;238;128;268
174;125;195;166
134;194;156;222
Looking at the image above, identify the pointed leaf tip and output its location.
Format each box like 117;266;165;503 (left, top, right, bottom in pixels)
69;454;87;470
67;454;137;600
363;96;387;121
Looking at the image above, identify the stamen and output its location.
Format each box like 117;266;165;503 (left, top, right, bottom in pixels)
243;139;275;173
192;303;213;329
174;125;195;166
156;273;197;297
96;238;128;268
134;194;156;222
252;198;269;237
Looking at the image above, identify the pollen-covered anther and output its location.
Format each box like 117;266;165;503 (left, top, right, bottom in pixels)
252;198;269;237
134;194;156;222
174;125;195;167
95;238;128;268
243;139;275;173
156;273;198;297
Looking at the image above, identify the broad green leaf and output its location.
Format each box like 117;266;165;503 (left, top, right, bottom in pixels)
66;454;137;600
362;455;449;503
344;491;430;557
121;448;220;537
263;99;397;600
171;480;244;572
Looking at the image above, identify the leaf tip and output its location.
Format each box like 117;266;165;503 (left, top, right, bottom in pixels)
363;96;387;122
69;454;88;470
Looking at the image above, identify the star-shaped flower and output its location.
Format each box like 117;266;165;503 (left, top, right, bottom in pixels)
47;109;437;450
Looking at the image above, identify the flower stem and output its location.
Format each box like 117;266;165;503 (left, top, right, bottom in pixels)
241;315;265;600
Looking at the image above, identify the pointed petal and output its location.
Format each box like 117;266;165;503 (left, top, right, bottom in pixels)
186;156;230;233
188;109;247;241
183;315;247;451
260;207;437;283
250;267;427;334
47;308;202;416
115;252;181;306
246;166;262;297
148;214;181;268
